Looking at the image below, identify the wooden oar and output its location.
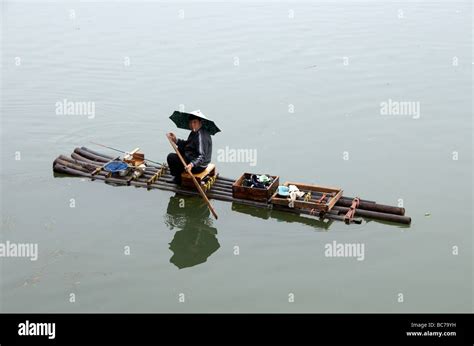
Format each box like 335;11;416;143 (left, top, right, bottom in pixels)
166;135;219;220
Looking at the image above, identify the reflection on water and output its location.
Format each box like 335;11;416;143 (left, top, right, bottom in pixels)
164;195;220;269
2;1;470;313
231;203;333;231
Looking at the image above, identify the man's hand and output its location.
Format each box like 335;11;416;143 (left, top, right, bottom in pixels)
166;132;177;144
185;163;193;172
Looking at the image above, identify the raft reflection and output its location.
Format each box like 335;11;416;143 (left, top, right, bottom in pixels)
231;203;334;231
164;195;220;269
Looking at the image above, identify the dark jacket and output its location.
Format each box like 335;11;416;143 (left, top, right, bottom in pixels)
177;128;212;168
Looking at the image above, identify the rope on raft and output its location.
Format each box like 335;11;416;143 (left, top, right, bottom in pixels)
147;164;168;185
344;197;360;224
202;175;218;192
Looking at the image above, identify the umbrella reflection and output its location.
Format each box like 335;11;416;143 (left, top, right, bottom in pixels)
165;195;220;269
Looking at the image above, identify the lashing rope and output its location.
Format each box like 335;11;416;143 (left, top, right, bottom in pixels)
147;164;167;185
344;197;360;224
202;175;217;192
316;193;327;204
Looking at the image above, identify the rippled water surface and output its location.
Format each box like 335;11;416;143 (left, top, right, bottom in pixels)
1;1;472;312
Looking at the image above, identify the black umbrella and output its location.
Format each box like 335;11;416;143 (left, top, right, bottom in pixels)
169;110;221;135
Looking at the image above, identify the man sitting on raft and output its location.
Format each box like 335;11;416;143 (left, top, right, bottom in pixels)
166;114;212;185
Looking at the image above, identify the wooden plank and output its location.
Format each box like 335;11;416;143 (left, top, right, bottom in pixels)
270;181;344;213
270;196;327;211
284;181;341;194
327;189;343;211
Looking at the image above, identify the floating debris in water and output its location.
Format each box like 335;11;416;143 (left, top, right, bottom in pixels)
424;212;431;217
44;218;56;231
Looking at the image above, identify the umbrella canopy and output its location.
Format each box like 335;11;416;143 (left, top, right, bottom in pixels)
169;110;221;135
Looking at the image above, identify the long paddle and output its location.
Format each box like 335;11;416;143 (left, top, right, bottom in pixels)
166;135;219;220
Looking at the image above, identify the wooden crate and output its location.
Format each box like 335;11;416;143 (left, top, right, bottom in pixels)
270;181;343;213
232;173;279;203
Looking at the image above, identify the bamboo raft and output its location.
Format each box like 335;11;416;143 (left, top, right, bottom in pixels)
52;147;411;226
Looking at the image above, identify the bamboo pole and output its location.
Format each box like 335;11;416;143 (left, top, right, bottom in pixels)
63;152;402;217
303;191;404;215
53;163;269;209
62;148;408;222
272;204;362;224
64;154;233;191
78;147;380;207
331;206;411;225
54;161;409;225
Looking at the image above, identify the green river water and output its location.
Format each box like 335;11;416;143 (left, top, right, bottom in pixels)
1;1;472;312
